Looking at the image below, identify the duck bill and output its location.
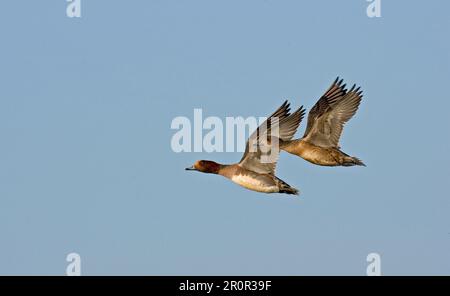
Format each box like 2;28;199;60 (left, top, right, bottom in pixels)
185;165;196;171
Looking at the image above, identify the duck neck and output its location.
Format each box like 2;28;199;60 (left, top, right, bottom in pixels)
215;164;229;175
206;162;226;174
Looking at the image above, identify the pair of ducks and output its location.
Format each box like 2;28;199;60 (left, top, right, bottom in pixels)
186;78;365;195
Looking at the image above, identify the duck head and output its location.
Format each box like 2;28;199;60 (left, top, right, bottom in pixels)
185;160;221;174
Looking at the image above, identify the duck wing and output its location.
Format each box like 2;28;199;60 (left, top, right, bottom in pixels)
239;102;305;175
303;78;363;148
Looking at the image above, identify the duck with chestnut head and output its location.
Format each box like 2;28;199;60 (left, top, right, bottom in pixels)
186;101;305;195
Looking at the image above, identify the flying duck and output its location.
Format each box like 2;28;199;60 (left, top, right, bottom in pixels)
281;78;365;167
186;101;306;195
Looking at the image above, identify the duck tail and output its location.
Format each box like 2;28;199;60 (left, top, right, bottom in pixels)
342;156;366;167
276;177;300;195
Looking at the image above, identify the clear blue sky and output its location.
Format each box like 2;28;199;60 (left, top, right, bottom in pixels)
0;1;449;275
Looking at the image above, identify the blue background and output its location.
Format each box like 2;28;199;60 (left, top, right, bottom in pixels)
0;0;449;275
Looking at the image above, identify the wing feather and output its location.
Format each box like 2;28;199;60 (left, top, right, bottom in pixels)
239;103;305;174
303;82;363;148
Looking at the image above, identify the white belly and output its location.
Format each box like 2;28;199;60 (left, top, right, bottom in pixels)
231;174;278;193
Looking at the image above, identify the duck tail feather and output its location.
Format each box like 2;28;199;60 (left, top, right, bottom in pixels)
343;156;366;167
277;177;300;195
